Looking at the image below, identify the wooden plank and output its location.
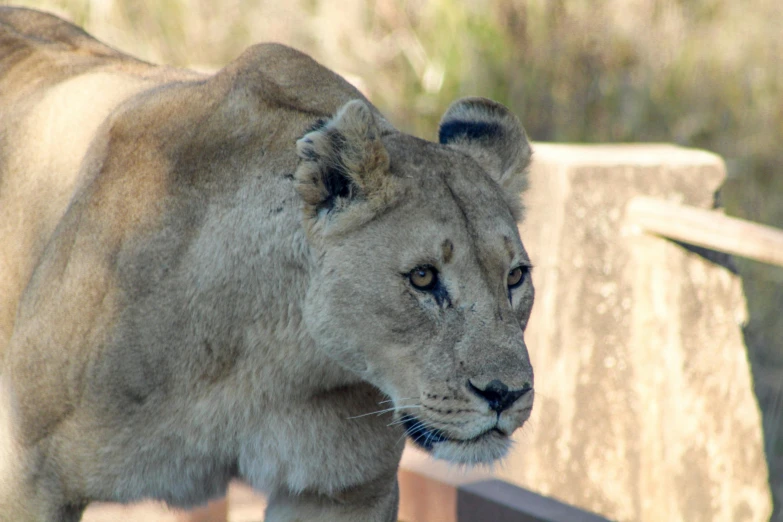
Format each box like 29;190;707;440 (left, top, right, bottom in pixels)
398;467;458;522
82;497;227;522
225;481;267;522
174;498;228;522
626;196;783;268
398;446;492;522
457;480;613;522
398;447;612;522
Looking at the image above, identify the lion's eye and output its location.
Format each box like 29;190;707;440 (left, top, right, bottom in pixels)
409;266;438;291
507;266;527;289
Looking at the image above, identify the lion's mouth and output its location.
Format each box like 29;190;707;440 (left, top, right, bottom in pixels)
401;414;502;452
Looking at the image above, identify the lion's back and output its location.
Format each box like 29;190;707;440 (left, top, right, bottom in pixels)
0;8;373;357
0;7;122;66
0;8;178;353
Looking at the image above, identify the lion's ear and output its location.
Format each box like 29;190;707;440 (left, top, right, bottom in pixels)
295;100;390;219
438;98;532;212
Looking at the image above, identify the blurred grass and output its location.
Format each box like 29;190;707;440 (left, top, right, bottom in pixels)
2;0;782;517
7;0;781;222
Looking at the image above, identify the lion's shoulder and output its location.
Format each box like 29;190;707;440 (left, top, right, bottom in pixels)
206;42;387;125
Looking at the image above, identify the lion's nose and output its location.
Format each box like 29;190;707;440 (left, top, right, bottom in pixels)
467;379;532;413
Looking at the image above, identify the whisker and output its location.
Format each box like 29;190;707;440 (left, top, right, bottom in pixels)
378;397;415;405
415;427;433;447
387;409;430;428
346;407;397;420
347;404;423;420
397;416;438;447
408;425;429;443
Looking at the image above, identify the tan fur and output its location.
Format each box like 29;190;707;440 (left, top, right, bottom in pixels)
0;8;535;522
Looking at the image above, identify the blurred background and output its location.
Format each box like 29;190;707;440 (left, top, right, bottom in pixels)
2;0;781;519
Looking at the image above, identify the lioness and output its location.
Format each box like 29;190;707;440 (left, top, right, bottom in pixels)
0;7;535;522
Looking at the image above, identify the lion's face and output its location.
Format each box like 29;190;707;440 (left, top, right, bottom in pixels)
296;98;534;465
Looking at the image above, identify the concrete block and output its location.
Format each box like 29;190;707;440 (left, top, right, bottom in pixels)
497;144;771;522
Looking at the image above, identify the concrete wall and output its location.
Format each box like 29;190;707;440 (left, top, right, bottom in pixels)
495;144;771;522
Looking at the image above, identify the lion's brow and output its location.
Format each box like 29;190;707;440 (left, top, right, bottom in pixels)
503;235;515;262
441;239;454;264
440;174;495;289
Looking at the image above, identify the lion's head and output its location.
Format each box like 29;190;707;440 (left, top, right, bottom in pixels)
295;98;534;465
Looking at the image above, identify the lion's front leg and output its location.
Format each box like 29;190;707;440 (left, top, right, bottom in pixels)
0;378;85;522
264;473;399;522
0;447;85;522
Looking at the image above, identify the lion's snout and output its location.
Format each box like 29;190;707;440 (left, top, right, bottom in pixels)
467;378;533;414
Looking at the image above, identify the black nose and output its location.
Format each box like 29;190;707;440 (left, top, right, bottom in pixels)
468;379;532;413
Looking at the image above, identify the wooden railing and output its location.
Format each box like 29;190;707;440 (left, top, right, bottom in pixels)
627;196;783;268
397;448;613;522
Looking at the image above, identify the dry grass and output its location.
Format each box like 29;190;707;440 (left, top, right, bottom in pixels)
5;0;781;205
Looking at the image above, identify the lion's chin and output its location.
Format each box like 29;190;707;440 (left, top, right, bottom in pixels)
401;414;512;465
429;430;512;465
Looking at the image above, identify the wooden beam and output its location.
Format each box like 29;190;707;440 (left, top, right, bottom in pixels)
83;498;228;522
398;447;612;522
458;480;612;522
174;498;228;522
626;196;783;268
399;466;459;522
398;447;492;522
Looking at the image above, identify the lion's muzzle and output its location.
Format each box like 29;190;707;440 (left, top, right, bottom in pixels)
467;378;532;413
